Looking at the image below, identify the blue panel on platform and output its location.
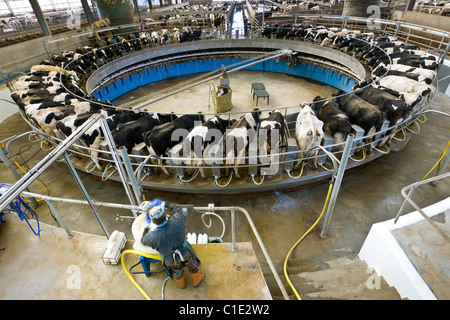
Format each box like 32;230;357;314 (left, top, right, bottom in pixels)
94;57;358;102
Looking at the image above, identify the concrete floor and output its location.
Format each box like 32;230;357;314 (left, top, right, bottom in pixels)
0;70;449;299
113;70;339;118
0;213;271;300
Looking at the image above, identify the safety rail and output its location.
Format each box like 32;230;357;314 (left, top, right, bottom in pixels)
394;171;450;243
0;113;148;237
2;180;290;300
9;98;438;193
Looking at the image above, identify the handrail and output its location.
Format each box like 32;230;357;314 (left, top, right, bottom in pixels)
14;186;290;300
394;172;450;243
0;113;104;213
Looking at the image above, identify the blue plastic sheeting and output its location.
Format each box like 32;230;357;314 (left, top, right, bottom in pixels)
93;58;355;102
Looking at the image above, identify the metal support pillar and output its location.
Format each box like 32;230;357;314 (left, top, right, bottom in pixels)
438;40;450;72
29;0;51;36
132;0;142;24
406;0;416;11
405;27;412;45
42;40;52;61
81;0;96;25
319;134;355;239
119;146;143;207
99;118;139;211
231;208;237;252
394;22;401;38
4;0;14;16
45;199;73;238
62;152;110;238
0;146;39;208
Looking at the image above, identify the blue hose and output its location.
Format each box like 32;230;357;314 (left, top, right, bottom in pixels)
0;183;40;235
107;0;129;19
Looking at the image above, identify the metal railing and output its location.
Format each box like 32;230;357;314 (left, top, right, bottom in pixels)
394;172;450;243
3;178;290;299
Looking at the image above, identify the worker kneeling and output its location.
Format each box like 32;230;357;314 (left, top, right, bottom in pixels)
141;199;205;289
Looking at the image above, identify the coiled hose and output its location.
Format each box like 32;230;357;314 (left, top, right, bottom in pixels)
121;249;169;300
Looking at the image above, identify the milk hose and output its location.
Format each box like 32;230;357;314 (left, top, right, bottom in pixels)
121;249;169;300
283;180;334;300
422;139;450;181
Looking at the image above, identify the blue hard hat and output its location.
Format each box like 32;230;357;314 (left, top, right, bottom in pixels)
149;203;165;220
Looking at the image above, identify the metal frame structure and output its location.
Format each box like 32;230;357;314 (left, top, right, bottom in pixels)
0;113;143;238
394;171;450;243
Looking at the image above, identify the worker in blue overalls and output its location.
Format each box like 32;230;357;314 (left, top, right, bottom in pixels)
141;199;205;289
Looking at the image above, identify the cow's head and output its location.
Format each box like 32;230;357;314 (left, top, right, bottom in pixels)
251;108;261;124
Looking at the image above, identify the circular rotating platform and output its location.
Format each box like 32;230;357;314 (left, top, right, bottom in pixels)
16;29;440;195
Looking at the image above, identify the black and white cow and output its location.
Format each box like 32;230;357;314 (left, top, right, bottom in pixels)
80;111;145;169
334;90;383;137
373;62;436;84
374;75;433;98
181;115;232;179
112;113;174;153
354;86;408;126
353;79;422;110
29;106;76;136
143;114;204;175
372;66;432;85
294;105;324;169
312;97;352;150
258;110;286;173
223;109;261;178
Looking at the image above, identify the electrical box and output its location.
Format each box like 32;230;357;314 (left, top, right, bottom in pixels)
284;138;298;172
168;143;185;179
373;120;391;148
206;142;222;179
351;124;365;157
248;138;258;177
131;142;148;163
317;133;333;166
100;140;113;160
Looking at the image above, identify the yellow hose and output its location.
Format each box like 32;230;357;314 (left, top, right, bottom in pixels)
283;181;334;300
422;140;450;181
121;249;162;300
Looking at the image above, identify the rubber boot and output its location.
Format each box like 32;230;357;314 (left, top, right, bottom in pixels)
174;275;186;289
191;270;205;288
